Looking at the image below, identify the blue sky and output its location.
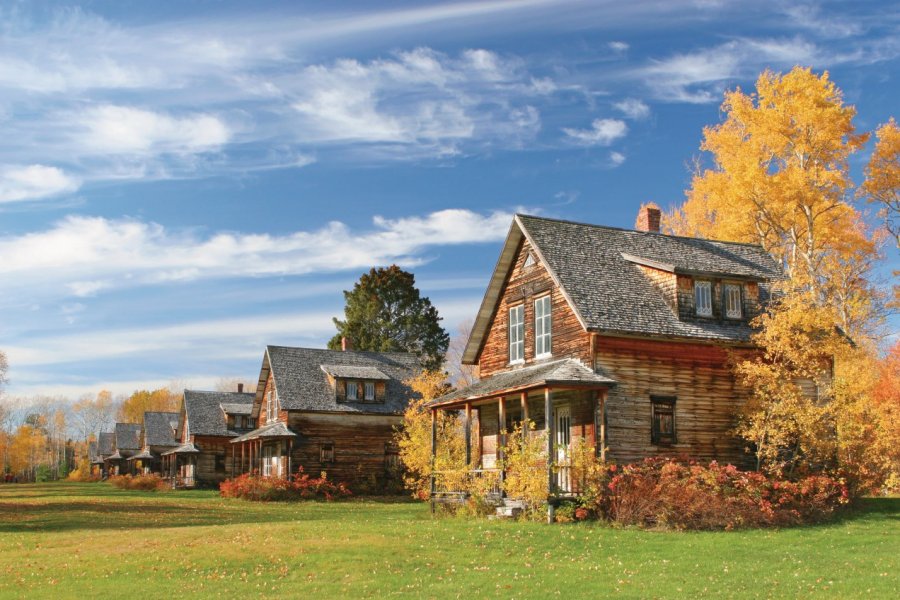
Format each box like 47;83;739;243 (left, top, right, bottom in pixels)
1;0;897;397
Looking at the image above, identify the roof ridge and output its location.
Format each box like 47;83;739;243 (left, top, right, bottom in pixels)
266;344;417;357
516;213;772;251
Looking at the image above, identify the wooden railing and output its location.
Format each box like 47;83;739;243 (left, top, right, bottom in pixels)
431;468;502;501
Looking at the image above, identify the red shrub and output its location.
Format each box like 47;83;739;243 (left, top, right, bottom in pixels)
219;467;352;502
587;458;849;530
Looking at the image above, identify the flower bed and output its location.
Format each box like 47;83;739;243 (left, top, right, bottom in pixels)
219;468;351;502
582;458;850;530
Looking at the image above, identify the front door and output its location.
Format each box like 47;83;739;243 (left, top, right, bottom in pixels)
554;405;572;492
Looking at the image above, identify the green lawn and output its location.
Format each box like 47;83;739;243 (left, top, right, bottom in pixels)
0;484;897;598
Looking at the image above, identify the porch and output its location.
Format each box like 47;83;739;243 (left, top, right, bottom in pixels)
230;421;298;479
428;358;615;521
161;443;201;488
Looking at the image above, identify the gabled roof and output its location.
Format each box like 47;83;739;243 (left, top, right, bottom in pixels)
161;442;200;456
257;346;421;415
464;214;782;363
430;358;615;408
183;390;255;437
98;432;116;456
143;411;180;447
115;423;142;451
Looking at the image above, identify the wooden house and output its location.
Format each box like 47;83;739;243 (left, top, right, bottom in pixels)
161;388;255;487
96;431;116;477
230;345;419;489
131;411;180;475
428;209;785;512
104;423;141;476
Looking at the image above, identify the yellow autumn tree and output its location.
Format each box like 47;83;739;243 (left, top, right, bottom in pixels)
117;387;181;425
395;370;466;500
667;67;895;486
863;118;900;248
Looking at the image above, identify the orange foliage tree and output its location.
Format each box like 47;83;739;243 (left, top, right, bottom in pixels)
117;387;182;425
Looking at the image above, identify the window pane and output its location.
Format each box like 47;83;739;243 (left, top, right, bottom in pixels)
535;296;551;357
347;382;358;400
695;281;712;316
725;284;742;318
509;305;524;362
364;382;375;400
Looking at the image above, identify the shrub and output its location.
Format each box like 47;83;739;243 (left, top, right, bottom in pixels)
590;458;850;530
219;467;352;502
67;458;100;482
501;422;550;518
108;473;168;492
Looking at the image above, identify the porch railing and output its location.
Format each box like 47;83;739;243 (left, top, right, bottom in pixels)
431;468;502;501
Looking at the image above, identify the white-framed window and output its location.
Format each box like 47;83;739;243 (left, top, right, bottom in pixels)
534;295;552;358
724;284;742;319
265;390;276;423
347;381;358;401
695;281;713;317
320;442;335;463
364;381;375;401
509;305;524;363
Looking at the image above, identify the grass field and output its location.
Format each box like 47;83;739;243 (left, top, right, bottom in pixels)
0;483;897;598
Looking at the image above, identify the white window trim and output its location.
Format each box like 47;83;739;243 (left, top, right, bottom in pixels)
509;305;525;364
724;284;742;319
695;281;713;317
534;295;552;359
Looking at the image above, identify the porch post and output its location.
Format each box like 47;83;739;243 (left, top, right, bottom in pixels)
241;443;245;474
498;396;506;490
287;438;293;477
464;403;472;466
520;391;529;443
545;387;555;523
430;409;437;513
231;445;235;478
599;390;607;463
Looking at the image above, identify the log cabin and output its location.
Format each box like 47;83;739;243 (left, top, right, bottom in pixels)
428;208;786;512
130;411;181;475
161;388;255;487
105;423;142;476
230;345;420;490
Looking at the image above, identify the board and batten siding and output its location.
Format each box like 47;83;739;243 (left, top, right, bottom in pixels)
477;238;592;377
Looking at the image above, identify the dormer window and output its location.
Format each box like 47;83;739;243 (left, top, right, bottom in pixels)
724;284;742;319
509;305;524;363
695;281;712;317
364;381;375;400
347;382;359;401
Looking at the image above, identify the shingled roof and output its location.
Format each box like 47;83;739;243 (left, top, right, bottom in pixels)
98;431;116;456
258;346;420;415
184;390;255;437
464;214;781;363
430;358;615;408
143;411;180;448
115;423;142;451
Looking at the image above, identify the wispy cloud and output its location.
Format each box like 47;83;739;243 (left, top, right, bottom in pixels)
0;165;80;203
0;208;514;301
613;98;650;120
563;118;628;146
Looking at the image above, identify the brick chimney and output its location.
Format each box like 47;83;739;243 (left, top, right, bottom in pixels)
341;336;353;351
635;202;661;233
237;382;244;393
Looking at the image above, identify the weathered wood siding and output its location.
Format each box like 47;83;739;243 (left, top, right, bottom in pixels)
286;411;401;485
192;435;235;486
595;335;758;467
477;238;591;377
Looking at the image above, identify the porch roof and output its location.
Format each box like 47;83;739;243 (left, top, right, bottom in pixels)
161;442;200;456
128;448;155;461
230;421;297;443
105;450;123;460
429;358;615;408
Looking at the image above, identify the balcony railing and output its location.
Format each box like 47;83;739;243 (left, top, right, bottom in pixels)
431;468;502;502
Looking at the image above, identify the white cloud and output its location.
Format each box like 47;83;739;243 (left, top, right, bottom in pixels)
609;41;629;52
77;105;230;155
0;208;514;300
0;164;80;203
563;118;628;146
609;151;626;166
613;98;650;120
